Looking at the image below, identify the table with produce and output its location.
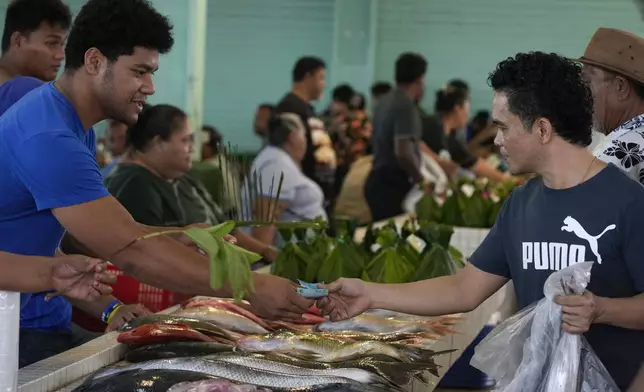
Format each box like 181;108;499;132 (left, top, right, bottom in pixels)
16;177;517;392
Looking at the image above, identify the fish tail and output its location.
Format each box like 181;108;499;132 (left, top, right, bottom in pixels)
361;361;429;387
393;345;456;363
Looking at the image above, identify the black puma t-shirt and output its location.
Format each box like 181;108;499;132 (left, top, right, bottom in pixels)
470;164;644;390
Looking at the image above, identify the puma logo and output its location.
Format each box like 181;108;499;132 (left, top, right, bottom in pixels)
561;216;615;264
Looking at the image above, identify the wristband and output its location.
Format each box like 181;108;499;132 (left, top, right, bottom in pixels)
101;299;123;323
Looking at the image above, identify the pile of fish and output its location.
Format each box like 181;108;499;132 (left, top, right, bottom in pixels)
73;297;460;392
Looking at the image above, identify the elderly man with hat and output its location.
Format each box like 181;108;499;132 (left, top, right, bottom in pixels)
578;27;644;182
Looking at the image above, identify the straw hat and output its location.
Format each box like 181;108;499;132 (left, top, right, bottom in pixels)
576;27;644;85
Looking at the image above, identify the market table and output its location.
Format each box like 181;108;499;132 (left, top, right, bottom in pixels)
17;214;513;392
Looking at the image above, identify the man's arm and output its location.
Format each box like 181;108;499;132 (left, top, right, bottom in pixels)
0;252;58;292
53;196;232;296
471;159;510;183
366;264;508;315
390;102;424;183
419;141;459;177
368;197;513;315
594;294;644;330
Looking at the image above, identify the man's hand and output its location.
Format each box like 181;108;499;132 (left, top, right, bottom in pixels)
555;291;603;334
105;304;151;332
246;274;314;320
317;278;373;321
51;256;116;301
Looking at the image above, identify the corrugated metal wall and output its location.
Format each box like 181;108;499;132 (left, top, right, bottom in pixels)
374;0;644;113
203;0;335;151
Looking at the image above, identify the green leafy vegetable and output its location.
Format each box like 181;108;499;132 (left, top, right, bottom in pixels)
137;221;258;302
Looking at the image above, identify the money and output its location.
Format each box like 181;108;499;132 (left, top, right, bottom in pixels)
296;280;328;298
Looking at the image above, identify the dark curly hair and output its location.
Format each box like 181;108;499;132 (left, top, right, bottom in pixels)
64;0;174;71
488;51;593;147
2;0;71;53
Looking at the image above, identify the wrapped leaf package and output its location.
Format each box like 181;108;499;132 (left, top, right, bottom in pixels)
470;262;619;392
415;178;517;229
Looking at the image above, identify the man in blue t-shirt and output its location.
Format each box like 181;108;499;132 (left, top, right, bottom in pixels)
317;52;644;390
0;0;152;367
0;0;313;368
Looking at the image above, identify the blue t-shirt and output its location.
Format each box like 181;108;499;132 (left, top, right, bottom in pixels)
470;164;644;390
0;81;109;331
0;77;48;312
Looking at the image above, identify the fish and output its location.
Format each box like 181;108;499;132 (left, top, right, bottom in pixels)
249;352;430;385
72;369;215;392
235;331;444;364
168;379;272;392
206;352;399;389
184;299;272;330
117;323;219;345
317;331;425;343
314;313;457;335
87;357;385;390
173;306;269;334
125;341;234;363
120;314;236;341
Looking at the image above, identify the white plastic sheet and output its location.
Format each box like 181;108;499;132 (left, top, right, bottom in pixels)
470;262;620;392
0;291;20;392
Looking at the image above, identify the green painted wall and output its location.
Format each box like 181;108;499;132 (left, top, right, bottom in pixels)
374;0;644;114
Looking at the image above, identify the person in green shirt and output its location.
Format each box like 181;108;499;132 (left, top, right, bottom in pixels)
105;104;279;264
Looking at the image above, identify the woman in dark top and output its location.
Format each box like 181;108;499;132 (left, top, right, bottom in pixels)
105;104;278;264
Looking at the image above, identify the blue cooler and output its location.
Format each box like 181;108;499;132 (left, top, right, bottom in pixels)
437;324;496;389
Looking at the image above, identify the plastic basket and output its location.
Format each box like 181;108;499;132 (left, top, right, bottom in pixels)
71;264;191;332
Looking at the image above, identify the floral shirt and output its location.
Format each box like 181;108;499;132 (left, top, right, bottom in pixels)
594;114;644;184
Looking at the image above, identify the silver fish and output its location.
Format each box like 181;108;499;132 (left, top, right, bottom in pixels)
173;306;268;334
315;314;437;334
89;357;369;389
237;331;417;363
207;352;394;387
168;379;272;392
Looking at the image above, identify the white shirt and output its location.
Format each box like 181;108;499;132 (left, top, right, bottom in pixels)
593;114;644;185
240;145;327;247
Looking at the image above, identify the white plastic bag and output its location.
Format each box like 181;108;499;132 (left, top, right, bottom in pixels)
470;262;620;392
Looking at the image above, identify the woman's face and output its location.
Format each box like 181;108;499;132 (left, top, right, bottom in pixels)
155;118;195;178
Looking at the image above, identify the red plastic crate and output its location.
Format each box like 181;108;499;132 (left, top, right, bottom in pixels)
72;264;192;332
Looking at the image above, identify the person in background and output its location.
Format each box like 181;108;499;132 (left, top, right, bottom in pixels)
578;28;644;184
0;0;70;110
100;119;128;177
422;86;509;182
192;124;241;217
254;103;274;146
370;81;392;111
106;104;279;265
244;113;327;248
275;56;328;197
365;52;430;221
318;52;644;390
0;0;311;367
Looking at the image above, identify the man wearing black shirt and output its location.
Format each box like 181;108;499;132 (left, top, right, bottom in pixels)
365;53;430;221
275;56;327;193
